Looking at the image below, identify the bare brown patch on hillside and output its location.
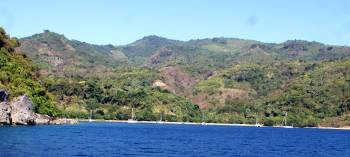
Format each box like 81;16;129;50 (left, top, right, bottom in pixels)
193;87;253;109
192;95;210;109
145;47;173;67
159;66;196;98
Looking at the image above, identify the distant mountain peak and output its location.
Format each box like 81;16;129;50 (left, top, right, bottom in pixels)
129;35;180;46
18;31;126;69
40;30;64;37
21;30;67;43
142;35;168;40
282;40;324;46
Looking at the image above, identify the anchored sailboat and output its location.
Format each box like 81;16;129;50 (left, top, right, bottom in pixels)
88;110;92;122
280;112;293;128
255;120;263;127
128;108;137;123
201;111;207;125
157;112;164;124
255;115;263;127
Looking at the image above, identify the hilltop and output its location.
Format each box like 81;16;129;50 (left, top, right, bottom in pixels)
18;30;127;77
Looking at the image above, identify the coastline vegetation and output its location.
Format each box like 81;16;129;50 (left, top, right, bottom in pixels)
1;27;350;127
0;28;60;117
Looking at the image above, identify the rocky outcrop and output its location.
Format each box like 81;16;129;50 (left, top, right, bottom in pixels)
0;90;78;125
10;95;36;125
51;118;79;125
0;91;11;125
34;113;52;125
0;102;11;124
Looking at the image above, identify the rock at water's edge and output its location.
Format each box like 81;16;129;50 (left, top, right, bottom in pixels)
0;91;79;125
34;113;52;125
10;95;36;125
0;102;11;124
51;118;79;125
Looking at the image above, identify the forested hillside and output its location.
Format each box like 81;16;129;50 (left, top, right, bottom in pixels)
16;30;350;127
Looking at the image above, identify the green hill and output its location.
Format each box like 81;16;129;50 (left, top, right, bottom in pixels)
18;30;127;77
16;30;350;127
117;35;181;64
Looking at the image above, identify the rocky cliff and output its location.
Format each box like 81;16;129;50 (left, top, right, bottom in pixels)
0;90;78;125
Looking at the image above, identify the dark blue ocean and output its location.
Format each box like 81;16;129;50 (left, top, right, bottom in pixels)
0;122;349;157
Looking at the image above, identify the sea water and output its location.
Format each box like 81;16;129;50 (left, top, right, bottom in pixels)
0;122;349;157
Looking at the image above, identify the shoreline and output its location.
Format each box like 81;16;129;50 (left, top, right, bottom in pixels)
78;119;350;130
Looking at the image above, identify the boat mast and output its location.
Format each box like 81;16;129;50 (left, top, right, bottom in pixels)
160;112;162;121
89;110;92;122
202;111;204;123
131;108;135;120
282;111;288;126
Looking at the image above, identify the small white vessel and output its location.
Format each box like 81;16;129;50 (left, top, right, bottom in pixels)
157;112;164;124
200;112;207;125
156;121;164;124
127;108;137;123
255;119;263;127
255;123;263;127
280;125;293;128
88;110;92;122
127;119;137;123
280;112;293;128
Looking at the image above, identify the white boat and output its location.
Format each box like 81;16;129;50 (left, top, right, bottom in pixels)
127;108;137;123
255;115;263;127
88;110;92;122
156;112;164;124
280;112;293;128
255;123;263;127
156;121;165;124
127;119;137;123
280;125;293;128
200;112;207;125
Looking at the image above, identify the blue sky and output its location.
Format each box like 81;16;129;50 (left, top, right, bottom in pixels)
1;0;350;45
